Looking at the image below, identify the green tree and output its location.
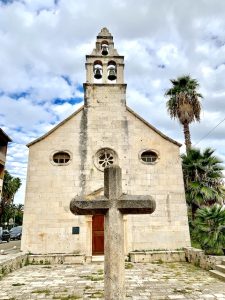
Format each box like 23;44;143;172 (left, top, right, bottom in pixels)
1;203;24;227
192;205;225;255
14;203;24;225
0;170;21;224
181;148;225;219
165;75;203;152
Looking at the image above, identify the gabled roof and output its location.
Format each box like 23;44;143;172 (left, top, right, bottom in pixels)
27;105;181;147
0;128;12;142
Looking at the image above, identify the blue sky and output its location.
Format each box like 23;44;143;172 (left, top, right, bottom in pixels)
1;0;225;203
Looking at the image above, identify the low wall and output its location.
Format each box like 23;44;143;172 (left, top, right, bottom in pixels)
0;253;27;278
1;248;225;279
28;254;85;265
129;250;186;263
0;253;85;278
184;247;225;270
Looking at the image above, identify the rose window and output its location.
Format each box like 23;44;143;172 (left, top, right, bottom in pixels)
94;148;118;171
99;151;114;168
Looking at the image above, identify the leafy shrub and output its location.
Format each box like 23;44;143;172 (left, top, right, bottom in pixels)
192;204;225;255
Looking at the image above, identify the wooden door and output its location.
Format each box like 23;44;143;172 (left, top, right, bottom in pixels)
92;215;104;255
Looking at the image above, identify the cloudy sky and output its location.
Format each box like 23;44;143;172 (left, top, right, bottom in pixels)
1;0;225;204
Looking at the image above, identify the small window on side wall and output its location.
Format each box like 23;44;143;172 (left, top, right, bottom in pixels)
139;150;159;164
52;151;71;165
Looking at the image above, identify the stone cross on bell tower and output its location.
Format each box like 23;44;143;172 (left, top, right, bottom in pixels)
70;165;156;300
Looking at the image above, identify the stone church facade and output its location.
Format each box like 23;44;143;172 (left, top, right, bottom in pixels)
21;28;190;256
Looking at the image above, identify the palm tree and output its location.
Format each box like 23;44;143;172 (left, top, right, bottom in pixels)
1;171;21;203
181;148;225;219
192;205;225;255
0;170;21;224
14;203;24;225
165;75;203;152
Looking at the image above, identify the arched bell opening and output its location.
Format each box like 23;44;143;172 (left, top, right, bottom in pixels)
101;41;109;56
93;60;103;82
107;61;117;82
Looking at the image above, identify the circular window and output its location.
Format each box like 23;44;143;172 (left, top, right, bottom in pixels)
139;150;159;164
94;148;118;171
51;151;71;165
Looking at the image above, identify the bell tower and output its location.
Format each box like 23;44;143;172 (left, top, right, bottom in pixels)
85;27;124;85
80;28;129;197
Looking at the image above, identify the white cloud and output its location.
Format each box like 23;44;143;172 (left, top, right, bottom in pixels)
51;101;83;121
0;96;53;128
1;0;225;204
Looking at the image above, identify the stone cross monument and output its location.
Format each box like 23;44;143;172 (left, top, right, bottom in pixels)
70;165;156;300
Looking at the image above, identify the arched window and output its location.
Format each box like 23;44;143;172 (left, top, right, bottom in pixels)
107;61;117;81
93;60;103;80
52;151;71;165
101;41;109;55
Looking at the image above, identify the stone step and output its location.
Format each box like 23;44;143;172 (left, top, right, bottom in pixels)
215;265;225;273
222;260;225;266
92;255;104;262
209;270;225;282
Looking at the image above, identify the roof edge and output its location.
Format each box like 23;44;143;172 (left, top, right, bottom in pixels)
0;128;12;142
27;105;84;147
26;104;181;148
126;106;182;147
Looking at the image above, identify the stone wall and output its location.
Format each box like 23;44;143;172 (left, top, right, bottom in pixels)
129;250;186;263
22;83;190;254
21;109;90;254
0;253;85;278
0;253;27;278
185;247;225;270
28;254;85;265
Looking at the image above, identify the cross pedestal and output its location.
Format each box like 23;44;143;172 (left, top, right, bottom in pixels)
70;165;156;300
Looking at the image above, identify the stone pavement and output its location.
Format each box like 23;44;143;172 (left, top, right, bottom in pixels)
0;261;225;300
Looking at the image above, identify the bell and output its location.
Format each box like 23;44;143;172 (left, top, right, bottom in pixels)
94;68;102;79
101;45;108;55
108;68;117;80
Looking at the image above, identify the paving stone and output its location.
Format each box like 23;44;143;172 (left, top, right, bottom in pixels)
0;262;224;299
168;295;186;299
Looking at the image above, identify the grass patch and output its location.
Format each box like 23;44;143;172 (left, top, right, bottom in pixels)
173;288;192;294
133;249;169;252
29;258;51;265
84;285;91;290
32;289;51;295
53;295;81;300
162;275;170;280
125;263;134;269
0;266;7;275
79;274;103;281
89;291;104;298
185;263;202;272
165;262;179;269
91;276;103;281
12;283;25;286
